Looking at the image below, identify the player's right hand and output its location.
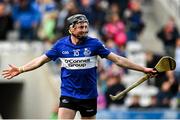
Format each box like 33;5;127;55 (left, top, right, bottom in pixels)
1;64;21;79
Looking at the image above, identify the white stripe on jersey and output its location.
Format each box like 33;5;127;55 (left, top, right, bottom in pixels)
60;56;98;70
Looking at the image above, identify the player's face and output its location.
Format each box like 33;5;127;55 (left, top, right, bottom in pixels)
72;22;89;39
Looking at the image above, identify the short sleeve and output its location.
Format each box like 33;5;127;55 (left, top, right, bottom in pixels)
45;42;60;61
96;40;111;58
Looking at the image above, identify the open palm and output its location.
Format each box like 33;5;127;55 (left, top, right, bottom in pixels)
2;64;20;79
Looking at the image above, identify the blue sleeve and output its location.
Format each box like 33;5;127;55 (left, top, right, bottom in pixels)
45;42;60;61
96;40;111;58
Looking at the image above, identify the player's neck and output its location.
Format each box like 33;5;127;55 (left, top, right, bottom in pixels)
71;35;81;45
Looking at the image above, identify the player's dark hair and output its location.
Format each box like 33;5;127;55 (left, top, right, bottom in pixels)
67;14;89;27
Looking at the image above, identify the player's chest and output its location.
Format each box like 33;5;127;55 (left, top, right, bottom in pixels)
59;46;96;57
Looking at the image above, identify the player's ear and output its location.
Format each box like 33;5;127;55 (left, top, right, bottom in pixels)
69;29;72;34
69;25;74;34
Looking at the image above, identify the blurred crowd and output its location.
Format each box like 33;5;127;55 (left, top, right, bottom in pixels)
0;0;180;111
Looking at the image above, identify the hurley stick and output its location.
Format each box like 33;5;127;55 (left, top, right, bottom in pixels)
110;56;176;101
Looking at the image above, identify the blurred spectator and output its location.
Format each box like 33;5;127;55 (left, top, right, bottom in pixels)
98;68;108;93
3;0;14;29
128;95;142;109
145;51;166;88
124;0;145;41
157;17;179;57
31;0;42;23
0;2;13;40
166;71;178;97
146;95;158;108
105;73;126;108
97;92;106;110
145;50;162;68
103;12;127;47
78;0;95;25
107;0;129;17
177;85;180;108
145;50;178;96
12;0;39;40
156;81;173;108
109;3;120;16
37;0;58;44
104;39;126;68
90;0;107;29
174;37;180;83
57;0;74;35
57;0;79;36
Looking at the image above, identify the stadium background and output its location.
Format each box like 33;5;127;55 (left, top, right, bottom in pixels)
0;0;180;119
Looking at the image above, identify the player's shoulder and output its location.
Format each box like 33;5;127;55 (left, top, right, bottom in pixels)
53;36;70;46
86;36;103;45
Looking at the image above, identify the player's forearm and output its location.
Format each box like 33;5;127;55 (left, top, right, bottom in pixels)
115;56;146;72
19;55;50;73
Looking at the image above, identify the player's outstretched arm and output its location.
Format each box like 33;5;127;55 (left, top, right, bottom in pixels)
106;52;156;74
2;54;51;79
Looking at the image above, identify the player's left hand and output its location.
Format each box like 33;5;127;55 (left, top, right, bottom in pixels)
143;68;157;78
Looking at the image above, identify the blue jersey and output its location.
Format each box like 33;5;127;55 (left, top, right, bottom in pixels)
45;36;110;99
